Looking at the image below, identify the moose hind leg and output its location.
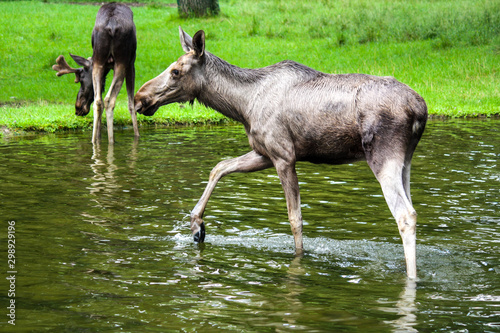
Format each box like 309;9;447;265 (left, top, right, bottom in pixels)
104;66;126;144
91;65;106;144
126;65;139;139
402;150;415;206
371;158;417;278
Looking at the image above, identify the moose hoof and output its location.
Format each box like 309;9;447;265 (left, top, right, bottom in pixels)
193;222;205;243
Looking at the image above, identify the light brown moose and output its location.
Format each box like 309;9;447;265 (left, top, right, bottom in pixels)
135;28;428;278
53;3;139;143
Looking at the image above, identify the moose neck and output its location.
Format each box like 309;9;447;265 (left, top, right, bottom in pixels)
197;54;264;126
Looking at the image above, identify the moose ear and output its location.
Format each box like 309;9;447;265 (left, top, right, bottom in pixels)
192;30;205;58
179;26;193;53
70;54;91;69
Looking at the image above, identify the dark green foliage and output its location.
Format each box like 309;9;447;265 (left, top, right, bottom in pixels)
177;0;219;17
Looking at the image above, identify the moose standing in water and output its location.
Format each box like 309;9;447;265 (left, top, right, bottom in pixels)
135;28;427;278
53;3;139;143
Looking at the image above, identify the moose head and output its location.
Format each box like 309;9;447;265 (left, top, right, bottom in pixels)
134;28;205;116
53;54;95;116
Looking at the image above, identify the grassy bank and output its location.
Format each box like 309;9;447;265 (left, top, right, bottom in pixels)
0;0;499;134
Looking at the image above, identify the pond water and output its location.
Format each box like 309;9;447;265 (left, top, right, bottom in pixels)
0;118;498;332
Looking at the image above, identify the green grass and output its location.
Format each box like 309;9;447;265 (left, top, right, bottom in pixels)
0;0;499;135
0;101;229;135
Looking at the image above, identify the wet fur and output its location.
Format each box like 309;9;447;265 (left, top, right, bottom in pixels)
135;28;428;278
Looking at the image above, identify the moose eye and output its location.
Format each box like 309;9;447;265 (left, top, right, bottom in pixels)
171;69;180;76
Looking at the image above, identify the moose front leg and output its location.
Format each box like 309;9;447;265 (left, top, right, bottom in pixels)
274;159;304;254
191;151;273;243
92;100;103;144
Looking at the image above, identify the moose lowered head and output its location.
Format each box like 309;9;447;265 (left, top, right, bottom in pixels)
53;2;139;144
135;27;428;278
53;54;96;117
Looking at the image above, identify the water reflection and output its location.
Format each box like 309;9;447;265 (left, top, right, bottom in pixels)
89;144;120;196
82;140;140;225
381;279;418;333
88;141;139;195
279;256;306;331
0;119;498;332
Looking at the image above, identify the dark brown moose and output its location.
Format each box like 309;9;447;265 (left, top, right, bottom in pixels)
134;28;428;278
53;3;139;143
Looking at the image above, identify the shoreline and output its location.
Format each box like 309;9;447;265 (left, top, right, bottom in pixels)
2;112;498;139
